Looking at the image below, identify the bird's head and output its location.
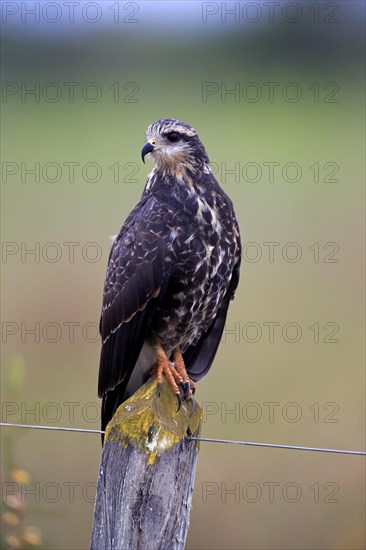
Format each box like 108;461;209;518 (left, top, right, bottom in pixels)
141;118;209;173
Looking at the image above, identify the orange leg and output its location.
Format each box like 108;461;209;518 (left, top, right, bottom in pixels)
154;344;185;411
153;345;196;413
172;348;196;402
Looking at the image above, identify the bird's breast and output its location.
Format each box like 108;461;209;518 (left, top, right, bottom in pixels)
150;189;238;354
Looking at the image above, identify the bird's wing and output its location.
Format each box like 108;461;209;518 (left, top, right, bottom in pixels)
184;217;241;381
183;263;240;381
98;195;171;405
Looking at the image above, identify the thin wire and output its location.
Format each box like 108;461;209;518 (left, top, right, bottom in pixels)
188;437;366;456
1;422;365;456
0;422;104;435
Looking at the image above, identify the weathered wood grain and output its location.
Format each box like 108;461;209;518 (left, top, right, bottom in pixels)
90;377;202;550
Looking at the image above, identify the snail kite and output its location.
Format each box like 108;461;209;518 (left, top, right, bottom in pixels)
98;118;241;439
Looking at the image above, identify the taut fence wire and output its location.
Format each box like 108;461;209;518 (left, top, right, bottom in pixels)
1;422;365;456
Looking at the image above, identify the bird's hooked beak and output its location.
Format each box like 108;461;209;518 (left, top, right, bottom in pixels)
141;141;155;163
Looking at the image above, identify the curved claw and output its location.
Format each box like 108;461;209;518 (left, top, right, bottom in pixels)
156;382;163;398
176;393;182;412
179;381;190;400
189;397;195;417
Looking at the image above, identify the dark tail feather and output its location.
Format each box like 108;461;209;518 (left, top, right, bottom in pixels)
101;384;128;444
184;296;230;381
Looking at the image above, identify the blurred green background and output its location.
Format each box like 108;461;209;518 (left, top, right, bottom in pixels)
1;1;365;549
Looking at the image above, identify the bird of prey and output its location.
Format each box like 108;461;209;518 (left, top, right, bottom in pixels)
98;118;241;439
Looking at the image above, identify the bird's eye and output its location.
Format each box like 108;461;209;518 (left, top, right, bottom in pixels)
166;131;179;143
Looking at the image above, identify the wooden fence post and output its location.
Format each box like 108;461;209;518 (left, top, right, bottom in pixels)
90;376;202;550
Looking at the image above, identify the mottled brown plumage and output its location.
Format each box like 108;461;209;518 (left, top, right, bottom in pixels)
99;118;241;437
